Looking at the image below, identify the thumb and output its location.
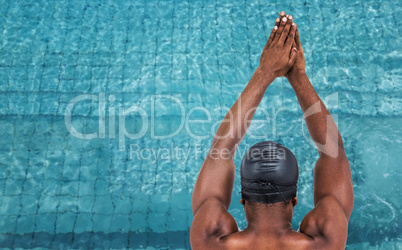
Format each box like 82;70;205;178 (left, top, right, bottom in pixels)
288;47;298;67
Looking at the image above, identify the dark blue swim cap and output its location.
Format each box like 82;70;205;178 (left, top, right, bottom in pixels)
240;141;299;204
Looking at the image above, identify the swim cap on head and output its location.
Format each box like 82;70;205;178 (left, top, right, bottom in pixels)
240;141;299;204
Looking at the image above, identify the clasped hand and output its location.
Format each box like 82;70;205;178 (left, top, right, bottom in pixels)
258;15;298;79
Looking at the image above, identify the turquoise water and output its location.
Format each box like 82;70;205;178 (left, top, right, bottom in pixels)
0;0;401;248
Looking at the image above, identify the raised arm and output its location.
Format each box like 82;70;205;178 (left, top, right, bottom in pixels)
190;16;297;248
285;16;354;249
191;16;297;216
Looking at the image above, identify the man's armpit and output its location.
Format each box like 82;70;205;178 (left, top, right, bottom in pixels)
299;196;348;248
190;197;238;247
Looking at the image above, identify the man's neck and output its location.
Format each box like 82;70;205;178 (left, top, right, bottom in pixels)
245;205;294;234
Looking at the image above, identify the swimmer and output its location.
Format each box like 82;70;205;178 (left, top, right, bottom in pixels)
191;11;354;249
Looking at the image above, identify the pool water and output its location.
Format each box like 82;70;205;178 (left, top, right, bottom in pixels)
0;0;401;249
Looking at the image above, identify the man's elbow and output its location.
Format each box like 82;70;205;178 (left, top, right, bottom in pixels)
316;131;346;158
317;143;347;160
208;141;237;160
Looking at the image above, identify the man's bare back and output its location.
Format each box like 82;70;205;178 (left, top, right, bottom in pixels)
190;11;354;250
223;230;312;249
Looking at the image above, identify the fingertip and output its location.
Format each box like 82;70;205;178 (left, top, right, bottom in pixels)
274;26;278;30
282;17;287;23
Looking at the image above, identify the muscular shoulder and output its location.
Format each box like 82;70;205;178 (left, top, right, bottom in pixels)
299;196;349;249
190;197;239;249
